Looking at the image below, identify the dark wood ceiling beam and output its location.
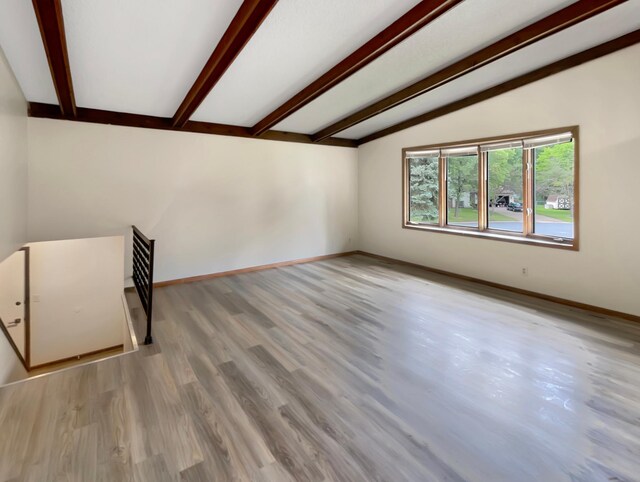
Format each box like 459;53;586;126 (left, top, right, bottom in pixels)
314;0;627;142
28;103;358;148
250;0;463;137
32;0;76;117
172;0;279;128
357;29;640;145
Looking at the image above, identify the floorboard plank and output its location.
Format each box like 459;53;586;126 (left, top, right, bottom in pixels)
1;255;640;481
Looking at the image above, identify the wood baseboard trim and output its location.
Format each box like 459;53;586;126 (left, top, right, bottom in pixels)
29;344;124;371
153;251;359;288
355;251;640;323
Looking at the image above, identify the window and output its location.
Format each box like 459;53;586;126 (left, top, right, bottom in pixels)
445;148;479;228
403;127;578;249
486;144;523;233
408;153;439;224
531;135;575;239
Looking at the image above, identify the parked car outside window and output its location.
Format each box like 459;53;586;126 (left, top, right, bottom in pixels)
507;202;523;212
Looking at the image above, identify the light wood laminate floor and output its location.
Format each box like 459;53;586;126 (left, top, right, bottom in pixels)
1;254;639;481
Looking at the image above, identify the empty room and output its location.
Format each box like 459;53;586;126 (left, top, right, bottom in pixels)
1;0;640;480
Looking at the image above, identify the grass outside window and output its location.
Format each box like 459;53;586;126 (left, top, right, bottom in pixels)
403;127;578;250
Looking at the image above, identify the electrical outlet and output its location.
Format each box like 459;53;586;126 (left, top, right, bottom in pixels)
522;267;528;276
32;294;40;302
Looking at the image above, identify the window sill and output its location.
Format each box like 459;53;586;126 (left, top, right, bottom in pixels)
404;223;578;251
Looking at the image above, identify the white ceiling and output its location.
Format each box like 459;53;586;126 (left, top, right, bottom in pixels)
190;0;422;126
338;0;640;140
61;0;243;117
274;0;577;134
0;0;636;141
0;0;57;104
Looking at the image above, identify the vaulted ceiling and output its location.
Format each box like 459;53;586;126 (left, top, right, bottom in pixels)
1;0;639;148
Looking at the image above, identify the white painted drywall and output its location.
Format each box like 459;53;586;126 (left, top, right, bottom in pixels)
358;44;640;316
0;46;28;263
23;42;638;318
27;121;359;283
0;46;28;385
0;250;27;384
27;236;125;366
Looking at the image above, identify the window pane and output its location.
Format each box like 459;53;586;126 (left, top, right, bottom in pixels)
487;148;523;232
533;141;575;239
447;154;478;227
408;156;439;224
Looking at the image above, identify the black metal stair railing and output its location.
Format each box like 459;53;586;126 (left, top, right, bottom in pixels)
131;226;155;345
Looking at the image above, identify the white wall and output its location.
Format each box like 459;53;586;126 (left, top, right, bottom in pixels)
0;46;28;263
0;46;28;385
27;121;359;283
0;251;27;385
358;44;640;317
23;46;638;317
27;236;125;366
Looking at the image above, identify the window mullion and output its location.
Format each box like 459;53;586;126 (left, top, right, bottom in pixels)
523;148;533;236
478;148;487;231
439;156;446;227
403;155;408;225
403;126;576;250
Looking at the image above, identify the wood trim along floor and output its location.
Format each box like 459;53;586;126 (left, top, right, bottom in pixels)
128;250;638;323
151;251;359;288
355;251;640;323
29;344;124;371
135;249;638;324
4;253;640;479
